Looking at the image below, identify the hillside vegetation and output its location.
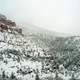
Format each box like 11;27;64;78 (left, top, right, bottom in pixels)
0;14;80;80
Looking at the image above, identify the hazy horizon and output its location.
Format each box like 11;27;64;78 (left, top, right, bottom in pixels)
0;0;80;35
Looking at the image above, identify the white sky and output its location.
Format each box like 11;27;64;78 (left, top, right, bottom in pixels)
0;0;80;35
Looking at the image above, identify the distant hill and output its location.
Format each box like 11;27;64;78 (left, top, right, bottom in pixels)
16;20;80;71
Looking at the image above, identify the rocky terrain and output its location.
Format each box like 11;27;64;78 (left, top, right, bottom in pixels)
0;14;80;80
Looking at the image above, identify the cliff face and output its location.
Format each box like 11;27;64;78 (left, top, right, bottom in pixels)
0;14;7;20
0;14;16;26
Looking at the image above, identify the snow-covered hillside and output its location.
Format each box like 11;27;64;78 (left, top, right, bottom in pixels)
0;14;50;80
0;14;80;80
0;28;45;79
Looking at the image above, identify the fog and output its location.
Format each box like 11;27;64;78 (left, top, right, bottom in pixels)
0;0;80;35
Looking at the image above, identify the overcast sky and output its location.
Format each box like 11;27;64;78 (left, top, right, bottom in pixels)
0;0;80;35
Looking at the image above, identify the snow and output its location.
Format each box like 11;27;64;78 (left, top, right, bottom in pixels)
0;30;80;80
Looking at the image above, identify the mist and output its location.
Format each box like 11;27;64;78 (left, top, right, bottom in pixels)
0;0;80;35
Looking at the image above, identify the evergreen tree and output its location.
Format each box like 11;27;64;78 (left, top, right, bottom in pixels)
35;74;40;80
10;72;16;79
70;72;76;80
2;71;5;78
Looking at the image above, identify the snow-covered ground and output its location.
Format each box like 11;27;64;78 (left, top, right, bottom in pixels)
0;31;49;80
0;29;80;80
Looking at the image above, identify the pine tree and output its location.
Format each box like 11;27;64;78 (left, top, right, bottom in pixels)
35;74;40;80
10;72;16;79
70;72;76;80
2;71;5;78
